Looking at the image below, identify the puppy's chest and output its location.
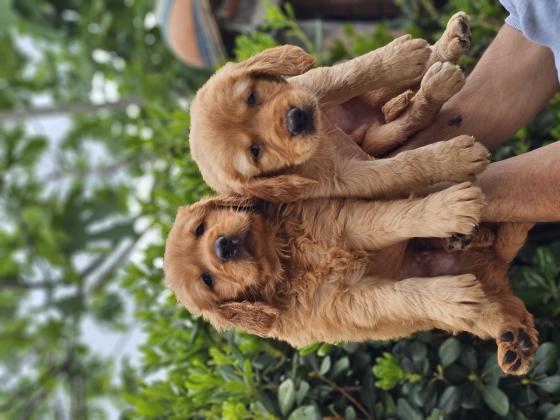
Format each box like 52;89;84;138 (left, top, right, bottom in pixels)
283;228;370;280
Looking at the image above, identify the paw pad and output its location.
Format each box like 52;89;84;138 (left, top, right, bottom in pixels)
497;327;537;375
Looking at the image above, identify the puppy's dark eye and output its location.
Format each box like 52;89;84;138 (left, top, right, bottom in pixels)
250;143;261;159
195;223;205;236
247;92;256;107
201;272;213;287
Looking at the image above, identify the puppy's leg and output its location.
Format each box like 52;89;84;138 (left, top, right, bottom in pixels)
327;274;487;340
362;12;471;108
330;135;489;199
484;223;537;375
494;223;534;263
429;12;471;65
363;62;465;156
290;35;431;106
342;182;484;250
493;296;538;375
468;279;537;376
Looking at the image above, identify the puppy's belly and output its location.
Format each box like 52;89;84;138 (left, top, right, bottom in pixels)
403;249;462;278
366;242;409;278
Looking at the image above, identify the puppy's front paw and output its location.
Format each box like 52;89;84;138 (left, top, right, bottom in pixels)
497;322;538;375
439;135;490;181
431;12;471;63
429;182;485;236
383;35;432;83
435;274;486;319
420;62;465;102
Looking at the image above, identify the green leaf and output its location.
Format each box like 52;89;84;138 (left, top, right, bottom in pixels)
331;356;350;379
406;340;427;363
544;404;560;420
278;379;296;416
516;386;538;406
460;346;477;371
427;408;445;420
481;384;509;416
287;405;321;420
439;337;461;367
373;352;403;390
536;376;560;393
438;385;461;414
319;356;331;375
317;343;333;356
534;343;559;374
298;343;320;356
295;380;310;405
397;398;423;420
534;246;560;281
344;406;357;420
256;389;278;416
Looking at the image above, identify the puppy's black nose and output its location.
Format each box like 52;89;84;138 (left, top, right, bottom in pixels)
215;236;238;261
286;107;311;135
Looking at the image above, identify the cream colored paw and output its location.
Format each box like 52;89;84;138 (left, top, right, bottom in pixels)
382;35;432;83
420;61;465;102
431;274;486;319
429;182;485;236
431;12;471;63
439;135;491;181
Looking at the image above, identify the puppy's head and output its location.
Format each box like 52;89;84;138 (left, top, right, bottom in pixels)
189;45;319;202
164;195;281;336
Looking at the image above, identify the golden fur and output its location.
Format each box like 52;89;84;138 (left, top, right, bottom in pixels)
165;194;537;375
175;12;538;375
189;13;475;202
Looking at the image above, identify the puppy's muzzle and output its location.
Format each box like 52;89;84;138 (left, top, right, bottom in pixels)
286;107;315;135
215;236;238;261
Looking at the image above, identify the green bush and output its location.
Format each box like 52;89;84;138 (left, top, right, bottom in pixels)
121;1;560;419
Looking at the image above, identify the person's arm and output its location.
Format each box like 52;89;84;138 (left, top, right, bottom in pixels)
393;24;560;223
477;141;560;222
398;24;559;152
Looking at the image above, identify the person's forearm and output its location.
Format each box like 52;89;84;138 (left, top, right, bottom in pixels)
400;24;559;152
477;142;560;222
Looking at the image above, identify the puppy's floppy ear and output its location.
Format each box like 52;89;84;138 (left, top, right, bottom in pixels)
243;175;317;202
218;301;279;337
194;194;258;211
242;45;314;77
209;194;258;210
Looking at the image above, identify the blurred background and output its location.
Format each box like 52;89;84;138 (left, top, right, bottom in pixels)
1;0;559;419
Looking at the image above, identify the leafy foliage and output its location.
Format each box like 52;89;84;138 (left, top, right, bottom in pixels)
120;1;560;419
1;0;559;419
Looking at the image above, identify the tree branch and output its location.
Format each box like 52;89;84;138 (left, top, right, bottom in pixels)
0;97;144;121
84;223;154;297
310;371;375;420
0;277;56;290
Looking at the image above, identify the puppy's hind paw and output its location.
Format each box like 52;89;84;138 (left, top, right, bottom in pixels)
383;35;432;83
420;62;465;102
497;324;538;375
431;12;471;63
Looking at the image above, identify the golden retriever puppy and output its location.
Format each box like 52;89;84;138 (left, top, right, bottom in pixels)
189;13;477;202
164;192;537;375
